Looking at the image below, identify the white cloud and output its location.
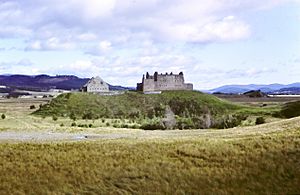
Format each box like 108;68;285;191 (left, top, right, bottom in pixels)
26;37;76;51
0;0;295;47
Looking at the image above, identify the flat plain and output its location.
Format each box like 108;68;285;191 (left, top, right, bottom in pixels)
0;97;299;194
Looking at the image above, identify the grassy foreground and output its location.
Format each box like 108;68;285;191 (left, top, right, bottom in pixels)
0;127;299;194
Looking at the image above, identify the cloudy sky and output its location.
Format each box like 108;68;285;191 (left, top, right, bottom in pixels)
0;0;299;89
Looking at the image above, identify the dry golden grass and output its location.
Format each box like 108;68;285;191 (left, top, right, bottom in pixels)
0;127;299;194
0;97;299;194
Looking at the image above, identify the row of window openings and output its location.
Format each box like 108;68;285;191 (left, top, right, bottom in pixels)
89;88;107;90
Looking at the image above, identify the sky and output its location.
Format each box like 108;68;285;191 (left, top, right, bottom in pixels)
0;0;299;89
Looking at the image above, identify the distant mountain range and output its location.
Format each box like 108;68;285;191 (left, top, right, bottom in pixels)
208;83;300;94
0;74;133;92
1;74;299;95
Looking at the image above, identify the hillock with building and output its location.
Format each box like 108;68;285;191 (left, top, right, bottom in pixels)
33;90;276;130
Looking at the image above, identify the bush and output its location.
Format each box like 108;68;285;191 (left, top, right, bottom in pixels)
120;124;129;128
113;124;120;128
255;117;265;125
88;124;93;128
1;114;6;120
279;101;300;118
101;119;105;123
130;124;140;129
29;105;36;109
52;115;58;121
70;112;76;121
71;122;77;127
60;123;64;127
212;114;246;129
82;111;93;120
78;124;89;128
175;117;194;130
106;122;110;126
140;119;166;130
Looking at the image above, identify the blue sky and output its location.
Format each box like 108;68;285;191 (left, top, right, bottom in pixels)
0;0;299;89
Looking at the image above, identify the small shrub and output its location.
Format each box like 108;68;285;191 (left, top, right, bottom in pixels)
78;124;89;128
141;119;165;130
121;124;129;128
255;117;265;125
1;114;6;120
60;123;64;127
101;119;105;123
52;115;58;121
82;111;93;120
70;112;77;121
130;124;140;129
71;122;77;127
29;105;36;109
88;124;93;128
106;122;110;126
113;124;120;128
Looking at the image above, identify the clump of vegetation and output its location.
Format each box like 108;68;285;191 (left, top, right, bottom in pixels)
52;115;58;121
71;122;77;127
29;105;36;109
70;112;76;121
278;101;300;118
141;118;166;130
212;114;248;129
1;113;6;120
255;117;265;125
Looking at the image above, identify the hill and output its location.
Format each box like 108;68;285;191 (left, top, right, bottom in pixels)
243;90;266;98
209;83;300;94
272;87;300;95
0;74;132;91
34;91;274;129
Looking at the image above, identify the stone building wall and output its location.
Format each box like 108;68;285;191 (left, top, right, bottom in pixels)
81;76;109;93
137;72;193;92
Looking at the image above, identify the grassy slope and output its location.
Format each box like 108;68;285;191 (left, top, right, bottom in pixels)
34;91;276;121
279;100;300;118
34;91;240;117
0;123;299;194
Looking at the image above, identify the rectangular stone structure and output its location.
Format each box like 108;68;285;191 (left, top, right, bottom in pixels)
137;72;193;92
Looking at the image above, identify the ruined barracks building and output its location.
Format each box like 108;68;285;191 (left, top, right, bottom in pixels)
137;72;193;92
81;76;109;93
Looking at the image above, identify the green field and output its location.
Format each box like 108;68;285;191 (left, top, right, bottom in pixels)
0;95;300;194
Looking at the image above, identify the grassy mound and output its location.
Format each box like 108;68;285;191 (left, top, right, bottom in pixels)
34;91;270;129
278;101;300;118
